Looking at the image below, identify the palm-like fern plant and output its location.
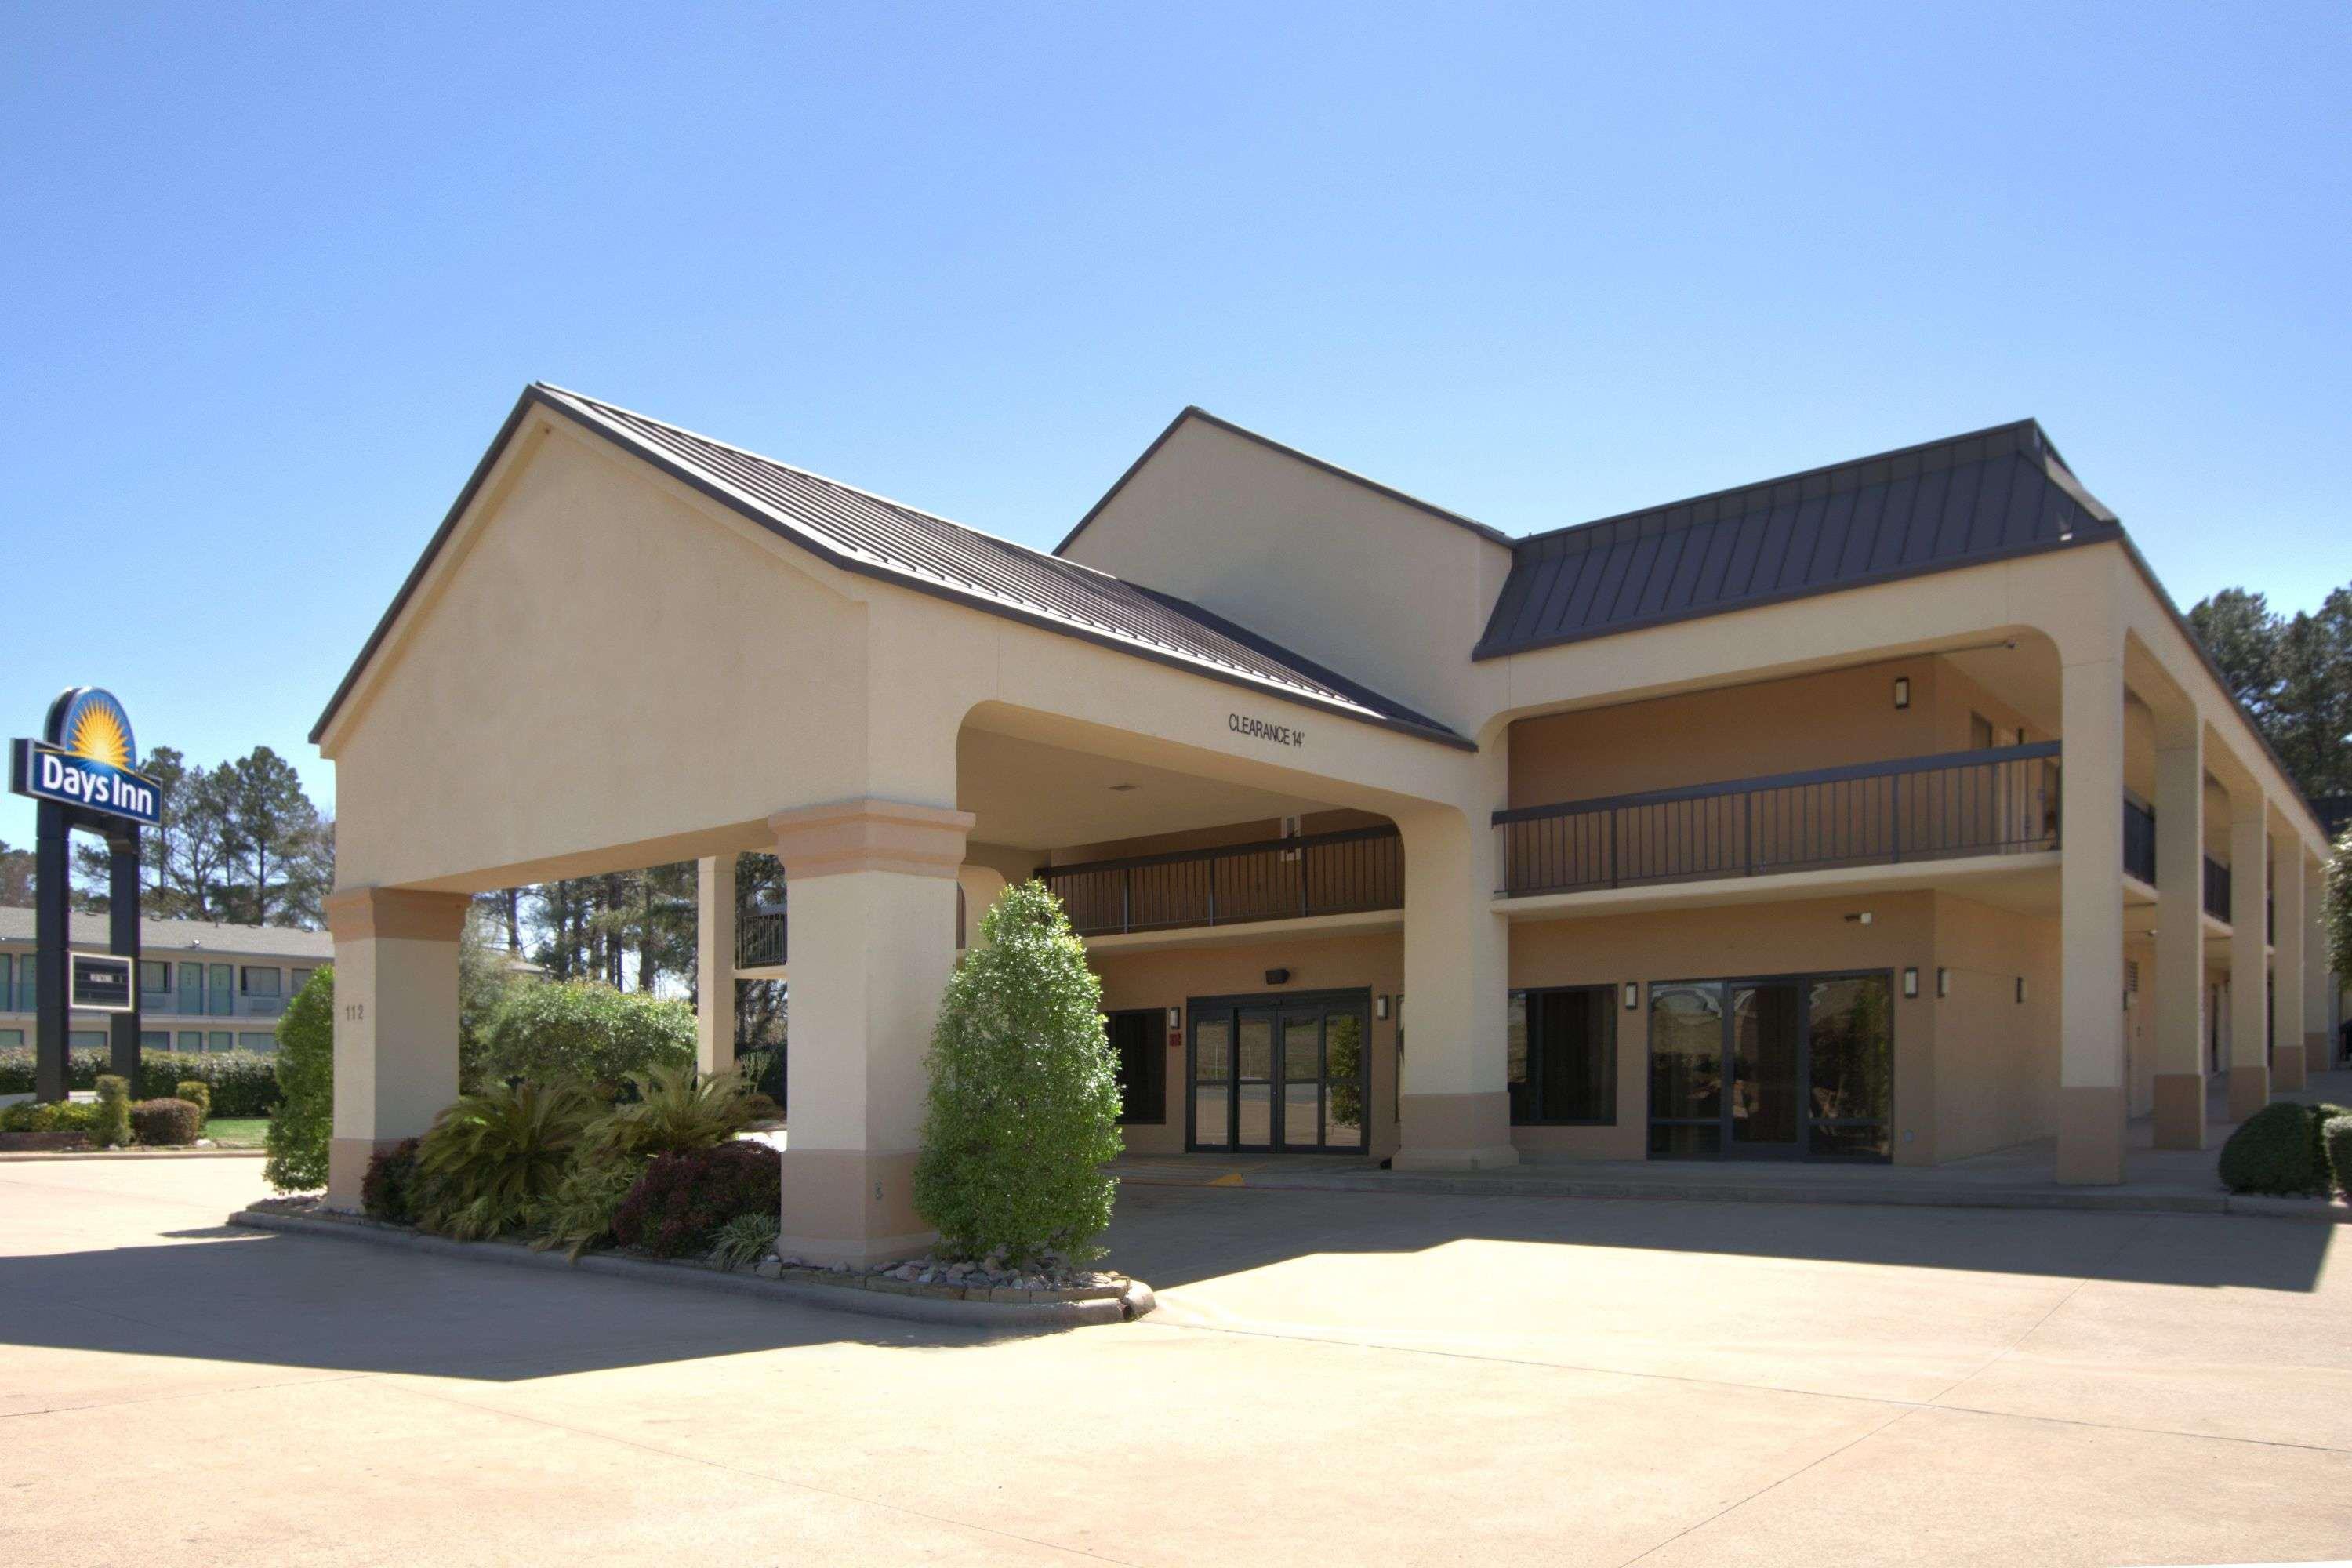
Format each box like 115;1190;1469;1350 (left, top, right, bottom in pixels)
415;1078;596;1239
584;1061;759;1163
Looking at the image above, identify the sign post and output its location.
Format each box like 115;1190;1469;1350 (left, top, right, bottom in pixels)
9;688;162;1102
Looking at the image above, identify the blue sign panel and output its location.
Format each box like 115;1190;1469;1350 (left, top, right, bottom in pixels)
9;688;162;827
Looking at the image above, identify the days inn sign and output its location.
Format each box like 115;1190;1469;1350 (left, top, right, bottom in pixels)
9;688;162;827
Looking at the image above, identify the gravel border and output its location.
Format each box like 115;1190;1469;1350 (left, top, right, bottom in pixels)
226;1207;1156;1328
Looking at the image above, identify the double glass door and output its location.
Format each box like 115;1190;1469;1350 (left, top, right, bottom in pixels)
1649;971;1893;1160
1189;992;1369;1153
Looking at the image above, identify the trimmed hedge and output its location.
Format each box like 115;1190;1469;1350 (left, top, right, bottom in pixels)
0;1099;102;1134
174;1080;211;1125
2218;1101;2347;1196
475;982;696;1094
130;1098;203;1146
0;1048;280;1116
2325;1114;2352;1196
612;1142;780;1258
93;1075;132;1149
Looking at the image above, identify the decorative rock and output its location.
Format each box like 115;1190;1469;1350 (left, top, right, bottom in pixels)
754;1259;782;1280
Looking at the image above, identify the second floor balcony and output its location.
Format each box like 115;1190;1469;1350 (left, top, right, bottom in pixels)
1038;824;1404;938
1495;742;2065;897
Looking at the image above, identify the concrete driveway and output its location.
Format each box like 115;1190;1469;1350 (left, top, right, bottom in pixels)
3;1158;2348;1566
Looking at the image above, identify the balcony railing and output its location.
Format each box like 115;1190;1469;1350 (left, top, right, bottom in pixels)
737;906;787;970
1037;824;1403;938
1495;742;2063;897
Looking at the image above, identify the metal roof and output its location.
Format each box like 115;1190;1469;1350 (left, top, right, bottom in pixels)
1474;419;2122;659
313;386;1469;750
0;909;334;959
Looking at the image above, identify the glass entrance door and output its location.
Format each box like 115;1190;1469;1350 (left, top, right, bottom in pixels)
1649;972;1892;1161
1189;993;1370;1153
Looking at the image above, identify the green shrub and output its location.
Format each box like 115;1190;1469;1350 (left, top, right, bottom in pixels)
476;982;695;1094
361;1138;423;1223
709;1210;781;1269
92;1075;132;1149
0;1100;102;1134
2219;1102;2331;1195
2324;1114;2352;1196
913;880;1123;1267
130;1098;203;1146
529;1152;646;1261
415;1079;596;1240
174;1080;211;1127
612;1142;780;1258
0;1047;280;1113
265;967;335;1192
583;1062;760;1163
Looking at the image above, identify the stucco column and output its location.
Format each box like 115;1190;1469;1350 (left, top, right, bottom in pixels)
1392;804;1516;1171
322;887;471;1210
769;799;974;1266
2227;795;2271;1120
695;854;737;1076
2272;838;2306;1092
2150;716;2206;1149
2307;855;2334;1074
2056;650;2127;1184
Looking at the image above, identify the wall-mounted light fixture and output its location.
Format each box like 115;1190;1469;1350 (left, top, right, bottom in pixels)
1902;967;1919;998
1843;911;1874;925
1893;677;1911;710
1374;994;1390;1020
1265;968;1291;986
2015;977;2027;1005
1166;1006;1181;1030
1936;967;1950;999
1622;981;1640;1011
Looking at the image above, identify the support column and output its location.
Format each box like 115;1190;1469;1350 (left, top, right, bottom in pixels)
2227;795;2271;1121
323;887;471;1210
2307;855;2334;1075
1392;803;1516;1171
2273;838;2307;1091
2150;716;2205;1148
769;799;973;1266
2056;648;2127;1183
695;854;737;1076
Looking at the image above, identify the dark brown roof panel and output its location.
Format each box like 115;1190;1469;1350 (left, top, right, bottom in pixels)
1473;419;2119;659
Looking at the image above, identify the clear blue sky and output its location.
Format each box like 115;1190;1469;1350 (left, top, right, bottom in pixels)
4;2;2347;851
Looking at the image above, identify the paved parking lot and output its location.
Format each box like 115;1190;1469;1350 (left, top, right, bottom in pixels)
4;1156;2348;1566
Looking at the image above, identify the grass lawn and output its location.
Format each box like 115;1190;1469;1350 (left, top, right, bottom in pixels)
202;1117;269;1150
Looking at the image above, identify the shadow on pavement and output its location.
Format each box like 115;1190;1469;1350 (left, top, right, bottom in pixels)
1098;1181;2336;1293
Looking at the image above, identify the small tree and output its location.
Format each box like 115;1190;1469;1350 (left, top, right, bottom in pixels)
265;965;335;1192
2327;827;2352;993
474;980;695;1094
913;880;1123;1265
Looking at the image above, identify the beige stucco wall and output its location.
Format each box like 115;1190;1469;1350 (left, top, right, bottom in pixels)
1089;931;1405;1160
1928;893;2065;1162
1059;414;1515;735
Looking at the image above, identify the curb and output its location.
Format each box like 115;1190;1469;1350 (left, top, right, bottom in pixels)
1113;1170;2348;1221
0;1147;267;1163
226;1209;1156;1327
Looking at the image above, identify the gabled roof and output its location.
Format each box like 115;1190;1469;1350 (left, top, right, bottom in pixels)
1055;405;1517;557
311;385;1469;749
1475;419;2121;659
0;909;333;959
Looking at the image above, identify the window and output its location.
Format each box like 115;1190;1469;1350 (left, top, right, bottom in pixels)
5;952;30;1011
208;1031;233;1053
70;1030;107;1049
0;1029;21;1048
140;1031;169;1051
241;967;281;996
140;960;170;997
178;1030;204;1052
239;1032;276;1054
208;964;234;1017
179;962;205;1016
1507;985;1617;1124
1105;1010;1166;1124
290;967;314;994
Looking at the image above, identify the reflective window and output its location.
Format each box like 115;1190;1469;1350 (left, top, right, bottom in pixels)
1105;1010;1165;1125
1508;986;1616;1124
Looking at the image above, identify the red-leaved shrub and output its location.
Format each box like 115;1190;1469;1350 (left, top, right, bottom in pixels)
612;1142;780;1258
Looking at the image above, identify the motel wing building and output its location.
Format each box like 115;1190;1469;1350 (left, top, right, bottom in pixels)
312;386;2338;1261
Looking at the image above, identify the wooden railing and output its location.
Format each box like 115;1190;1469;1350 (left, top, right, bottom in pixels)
1036;825;1403;938
1494;742;2064;897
